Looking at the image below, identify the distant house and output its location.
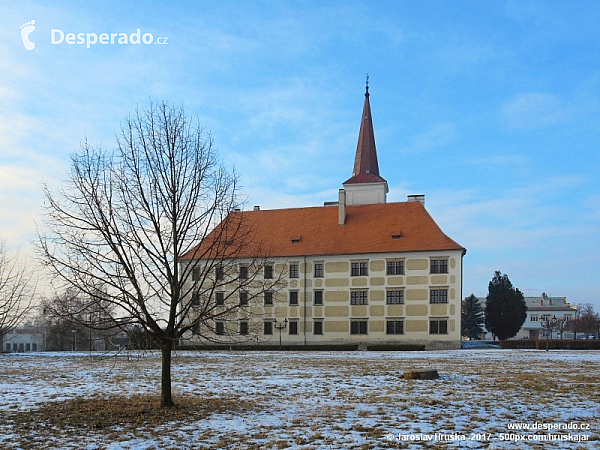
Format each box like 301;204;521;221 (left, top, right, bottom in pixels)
518;294;577;339
180;84;466;350
4;324;45;352
478;293;577;340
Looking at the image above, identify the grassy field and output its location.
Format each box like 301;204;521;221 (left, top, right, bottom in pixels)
1;349;599;449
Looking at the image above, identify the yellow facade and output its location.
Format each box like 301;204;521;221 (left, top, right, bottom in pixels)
183;249;464;350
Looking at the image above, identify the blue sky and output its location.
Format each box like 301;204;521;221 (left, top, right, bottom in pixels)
2;1;599;310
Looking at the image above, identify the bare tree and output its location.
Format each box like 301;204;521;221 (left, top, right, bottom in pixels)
571;303;600;339
41;287;117;351
38;101;275;407
0;241;36;350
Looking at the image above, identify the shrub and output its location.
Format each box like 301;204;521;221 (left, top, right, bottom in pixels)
499;340;536;349
366;344;425;351
499;339;600;350
175;344;359;351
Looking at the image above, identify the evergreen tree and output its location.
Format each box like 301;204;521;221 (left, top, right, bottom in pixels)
462;294;484;339
484;271;527;340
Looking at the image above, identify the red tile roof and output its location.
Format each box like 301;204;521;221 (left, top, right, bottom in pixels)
183;201;465;260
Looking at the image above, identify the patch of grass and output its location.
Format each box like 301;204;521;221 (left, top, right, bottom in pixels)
9;394;255;432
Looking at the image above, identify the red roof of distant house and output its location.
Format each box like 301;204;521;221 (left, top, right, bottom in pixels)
183;201;465;260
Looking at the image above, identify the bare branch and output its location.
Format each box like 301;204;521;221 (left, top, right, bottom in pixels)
0;241;37;347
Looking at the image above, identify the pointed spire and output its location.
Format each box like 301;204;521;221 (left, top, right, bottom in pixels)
344;75;386;185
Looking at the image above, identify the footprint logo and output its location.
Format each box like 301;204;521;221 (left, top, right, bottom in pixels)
20;20;36;50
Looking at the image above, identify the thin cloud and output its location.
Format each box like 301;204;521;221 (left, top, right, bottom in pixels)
502;92;568;129
400;123;455;154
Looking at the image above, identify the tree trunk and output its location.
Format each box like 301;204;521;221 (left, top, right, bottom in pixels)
160;341;174;407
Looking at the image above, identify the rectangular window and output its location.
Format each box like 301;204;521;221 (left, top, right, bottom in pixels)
192;321;200;334
264;321;273;335
239;321;249;335
530;315;538;322
239;266;248;280
314;290;323;305
386;290;404;304
239;291;248;306
314;263;324;278
386;320;404;335
430;319;448;335
191;291;201;306
264;291;273;306
351;261;368;276
289;264;299;278
289;320;298;335
350;290;368;305
215;292;224;306
264;265;273;279
350;320;368;335
289;291;299;306
215;322;224;335
564;315;572;321
386;260;404;275
430;259;448;274
25;343;31;351
313;319;323;335
430;289;448;304
192;267;200;281
215;265;224;280
32;343;37;351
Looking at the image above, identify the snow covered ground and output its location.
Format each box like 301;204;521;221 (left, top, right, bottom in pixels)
1;349;599;449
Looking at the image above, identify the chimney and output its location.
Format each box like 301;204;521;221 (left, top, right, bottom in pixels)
253;205;260;211
407;194;425;206
338;189;346;225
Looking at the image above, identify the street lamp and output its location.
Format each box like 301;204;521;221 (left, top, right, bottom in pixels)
273;318;287;351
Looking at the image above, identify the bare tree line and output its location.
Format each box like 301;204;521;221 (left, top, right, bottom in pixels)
0;241;36;350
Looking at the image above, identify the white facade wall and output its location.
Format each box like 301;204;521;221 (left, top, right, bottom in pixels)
344;182;387;206
183;249;464;349
4;328;45;352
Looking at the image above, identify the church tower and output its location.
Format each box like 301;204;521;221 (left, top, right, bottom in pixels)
342;77;389;206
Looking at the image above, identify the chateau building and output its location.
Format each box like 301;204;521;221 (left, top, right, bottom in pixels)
182;84;466;350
